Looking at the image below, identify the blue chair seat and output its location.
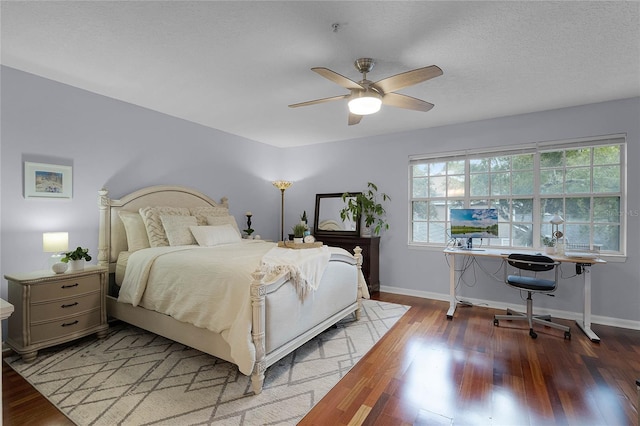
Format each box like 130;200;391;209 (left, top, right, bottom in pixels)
507;274;555;291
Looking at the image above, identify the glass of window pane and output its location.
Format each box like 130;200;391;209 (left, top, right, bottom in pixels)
470;174;489;196
540;151;564;168
512;154;533;170
566;148;591;167
430;222;446;243
470;158;489;173
412;177;428;197
565;197;590;222
429;162;446;176
430;176;446;197
491;156;510;172
511;224;533;247
541;198;564;219
447;160;465;174
412;222;428;243
593;224;620;251
565;167;590;193
512;171;533;195
412;164;428;177
540;169;564;194
593;197;620;223
431;201;447;221
447;175;465;197
593;165;620;192
594;145;620;165
564;224;590;246
512;199;533;222
412;201;428;220
491;172;510;196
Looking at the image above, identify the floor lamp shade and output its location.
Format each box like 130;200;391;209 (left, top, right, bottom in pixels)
272;181;292;241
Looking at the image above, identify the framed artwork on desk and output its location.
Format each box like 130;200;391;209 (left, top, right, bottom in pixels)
24;162;73;199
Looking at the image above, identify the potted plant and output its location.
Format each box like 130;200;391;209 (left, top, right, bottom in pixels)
292;223;307;244
340;182;391;236
541;236;556;254
61;246;92;271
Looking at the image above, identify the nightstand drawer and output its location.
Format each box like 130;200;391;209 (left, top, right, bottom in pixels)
30;275;101;302
30;291;101;322
31;309;101;343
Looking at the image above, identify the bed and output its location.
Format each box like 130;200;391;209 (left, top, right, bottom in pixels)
97;185;366;394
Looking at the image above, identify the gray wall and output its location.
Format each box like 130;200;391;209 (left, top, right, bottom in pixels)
2;66;638;334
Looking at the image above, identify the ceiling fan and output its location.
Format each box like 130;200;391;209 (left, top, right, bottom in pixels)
289;58;443;125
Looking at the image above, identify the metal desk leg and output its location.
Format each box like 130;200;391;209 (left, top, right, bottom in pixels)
575;264;600;342
446;253;456;319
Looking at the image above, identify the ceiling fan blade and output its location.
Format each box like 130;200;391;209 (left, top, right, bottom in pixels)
372;65;443;94
289;94;349;108
312;67;364;90
382;92;434;112
348;113;363;126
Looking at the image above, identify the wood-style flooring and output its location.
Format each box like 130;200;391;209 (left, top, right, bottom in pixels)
3;293;639;425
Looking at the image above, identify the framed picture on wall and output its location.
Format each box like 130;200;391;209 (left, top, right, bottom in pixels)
24;162;73;199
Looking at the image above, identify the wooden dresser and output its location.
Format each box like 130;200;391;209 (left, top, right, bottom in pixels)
319;235;380;293
5;266;108;362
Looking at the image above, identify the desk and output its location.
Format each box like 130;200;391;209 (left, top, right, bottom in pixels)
444;248;606;342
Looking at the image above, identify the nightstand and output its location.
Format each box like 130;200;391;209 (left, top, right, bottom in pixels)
5;266;108;362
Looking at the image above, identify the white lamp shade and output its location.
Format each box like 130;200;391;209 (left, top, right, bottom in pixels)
549;214;564;225
43;232;69;253
348;91;382;115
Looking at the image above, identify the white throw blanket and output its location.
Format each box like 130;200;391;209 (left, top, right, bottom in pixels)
117;241;334;376
261;245;331;297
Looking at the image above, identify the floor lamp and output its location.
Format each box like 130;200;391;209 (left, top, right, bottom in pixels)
272;180;292;241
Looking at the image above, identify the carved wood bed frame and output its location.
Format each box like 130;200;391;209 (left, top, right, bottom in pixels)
97;185;363;394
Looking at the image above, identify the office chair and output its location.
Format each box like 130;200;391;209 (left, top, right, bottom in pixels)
493;253;571;339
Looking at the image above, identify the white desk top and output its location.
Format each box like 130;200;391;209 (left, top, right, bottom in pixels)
443;247;607;264
0;298;14;320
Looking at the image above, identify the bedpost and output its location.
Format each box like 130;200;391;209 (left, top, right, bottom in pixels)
97;188;110;267
354;246;364;320
250;268;267;394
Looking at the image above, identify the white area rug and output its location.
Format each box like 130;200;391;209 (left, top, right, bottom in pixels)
6;299;408;425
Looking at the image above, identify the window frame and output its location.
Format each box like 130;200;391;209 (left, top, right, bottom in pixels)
408;135;627;257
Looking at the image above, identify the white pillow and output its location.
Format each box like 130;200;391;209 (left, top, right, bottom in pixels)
206;215;241;235
190;225;241;247
190;206;230;226
139;206;190;247
160;215;197;246
118;211;150;252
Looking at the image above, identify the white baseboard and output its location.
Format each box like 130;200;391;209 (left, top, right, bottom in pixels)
379;285;640;331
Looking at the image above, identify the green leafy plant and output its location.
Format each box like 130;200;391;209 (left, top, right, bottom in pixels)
61;247;92;263
541;236;555;247
340;182;391;236
292;223;307;238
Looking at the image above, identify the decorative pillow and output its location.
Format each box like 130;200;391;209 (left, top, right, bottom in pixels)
190;225;242;247
206;215;241;235
118;211;150;252
190;206;230;226
139;206;190;247
160;215;197;246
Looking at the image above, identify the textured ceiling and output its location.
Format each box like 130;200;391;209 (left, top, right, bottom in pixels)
2;1;639;147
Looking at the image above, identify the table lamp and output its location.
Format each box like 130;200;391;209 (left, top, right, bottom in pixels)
272;180;292;241
43;232;69;273
549;213;565;255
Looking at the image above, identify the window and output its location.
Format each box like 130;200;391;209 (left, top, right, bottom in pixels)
409;136;626;255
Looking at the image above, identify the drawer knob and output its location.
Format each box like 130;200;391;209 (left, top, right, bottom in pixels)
61;302;79;308
61;283;79;289
61;320;79;327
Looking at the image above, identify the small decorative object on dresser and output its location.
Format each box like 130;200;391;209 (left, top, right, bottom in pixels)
61;246;92;272
244;211;254;238
5;266;109;362
292;223;307;244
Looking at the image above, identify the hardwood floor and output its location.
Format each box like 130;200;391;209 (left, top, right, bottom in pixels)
3;293;639;425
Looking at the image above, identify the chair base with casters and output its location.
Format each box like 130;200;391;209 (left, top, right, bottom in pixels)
493;254;571;340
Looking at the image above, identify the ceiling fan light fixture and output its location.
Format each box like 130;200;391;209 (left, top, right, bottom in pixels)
348;91;382;115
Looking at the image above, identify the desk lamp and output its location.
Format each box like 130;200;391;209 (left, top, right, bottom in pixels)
549;214;565;255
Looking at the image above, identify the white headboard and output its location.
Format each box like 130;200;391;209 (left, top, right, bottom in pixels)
98;185;228;271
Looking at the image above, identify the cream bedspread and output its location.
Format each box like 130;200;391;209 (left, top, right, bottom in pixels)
118;241;335;375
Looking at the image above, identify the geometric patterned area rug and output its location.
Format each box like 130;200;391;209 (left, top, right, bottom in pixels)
6;299;408;425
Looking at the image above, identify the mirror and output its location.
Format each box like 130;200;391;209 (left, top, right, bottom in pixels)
314;193;361;237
